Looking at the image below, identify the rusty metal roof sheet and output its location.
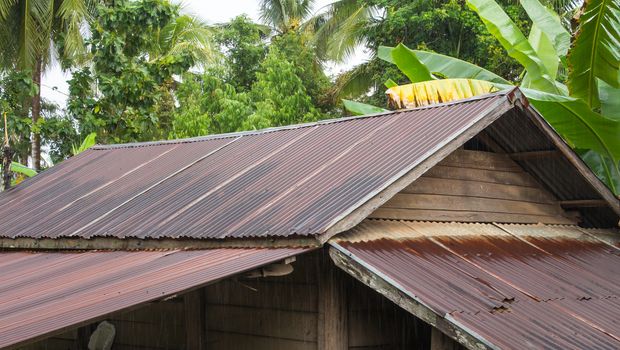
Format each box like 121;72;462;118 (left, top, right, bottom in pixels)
0;92;510;240
331;220;620;349
0;247;308;348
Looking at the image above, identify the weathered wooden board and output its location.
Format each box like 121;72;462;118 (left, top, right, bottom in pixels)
369;208;575;224
439;150;521;172
403;177;556;203
107;318;185;349
383;193;564;216
206;279;317;313
317;260;348;350
371;149;576;224
424;165;539;187
206;304;318;342
207;331;316;350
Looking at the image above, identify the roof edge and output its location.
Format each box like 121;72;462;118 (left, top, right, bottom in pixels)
92;90;513;150
0;236;321;251
328;242;500;350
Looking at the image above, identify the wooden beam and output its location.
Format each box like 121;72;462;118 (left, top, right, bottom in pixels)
431;328;462;350
475;131;506;153
184;289;207;350
559;199;609;208
317;253;348;350
0;236;320;251
328;245;495;350
509;150;560;161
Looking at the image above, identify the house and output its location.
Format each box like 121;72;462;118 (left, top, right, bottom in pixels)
0;88;618;350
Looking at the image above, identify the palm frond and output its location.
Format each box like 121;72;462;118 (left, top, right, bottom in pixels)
329;61;375;101
156;14;219;69
259;0;315;32
312;0;377;62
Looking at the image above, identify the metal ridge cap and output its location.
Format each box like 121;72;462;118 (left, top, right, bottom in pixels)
91;90;512;150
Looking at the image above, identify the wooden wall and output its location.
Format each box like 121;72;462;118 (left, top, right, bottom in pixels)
371;149;576;224
18;251;444;350
204;252;320;350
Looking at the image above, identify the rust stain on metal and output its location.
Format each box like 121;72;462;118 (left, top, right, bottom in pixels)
0;94;505;240
0;247;309;349
334;220;620;349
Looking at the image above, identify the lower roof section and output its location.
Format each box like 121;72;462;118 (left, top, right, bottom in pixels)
0;247;308;349
330;220;620;350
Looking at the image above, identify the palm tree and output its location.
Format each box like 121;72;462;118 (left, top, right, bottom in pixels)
151;14;218;70
259;0;315;34
0;0;96;170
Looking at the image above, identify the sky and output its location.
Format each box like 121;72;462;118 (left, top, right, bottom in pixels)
42;0;367;106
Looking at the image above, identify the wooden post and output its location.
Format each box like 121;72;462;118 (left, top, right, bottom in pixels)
431;327;461;350
184;289;207;350
318;253;348;350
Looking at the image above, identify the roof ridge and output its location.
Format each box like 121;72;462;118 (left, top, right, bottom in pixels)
92;90;510;150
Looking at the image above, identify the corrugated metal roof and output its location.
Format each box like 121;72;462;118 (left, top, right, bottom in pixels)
331;220;620;349
0;247;308;348
0;93;510;240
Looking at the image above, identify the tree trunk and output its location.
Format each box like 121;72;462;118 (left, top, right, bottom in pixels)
31;58;42;171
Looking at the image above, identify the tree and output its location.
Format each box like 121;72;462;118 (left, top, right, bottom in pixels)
259;0;315;34
0;0;95;170
330;0;532;105
215;16;269;91
170;45;323;137
245;47;322;129
346;0;620;194
68;0;216;144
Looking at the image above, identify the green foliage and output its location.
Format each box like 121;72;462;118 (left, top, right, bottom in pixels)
342;99;387;115
9;162;36;177
364;0;529;79
567;0;620;109
269;32;332;111
387;44;434;83
216;16;268;91
67;0;199;144
71;132;97;155
171;43;326;137
0;72;36;163
259;0;314;33
247;47;322;128
466;0;560;93
357;0;620;194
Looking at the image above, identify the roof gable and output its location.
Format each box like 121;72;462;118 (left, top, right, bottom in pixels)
0;88;616;244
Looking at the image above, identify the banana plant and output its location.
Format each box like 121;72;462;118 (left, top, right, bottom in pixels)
71;132;97;156
345;0;620;194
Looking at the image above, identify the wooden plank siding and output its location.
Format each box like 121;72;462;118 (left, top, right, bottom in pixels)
370;149;576;225
203;252;320;350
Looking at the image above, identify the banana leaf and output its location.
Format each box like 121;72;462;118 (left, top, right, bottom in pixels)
379;45;510;84
567;0;620;109
520;0;570;58
466;0;561;94
527;24;559;81
389;43;434;83
500;85;620;165
581;150;620;195
71;132;97;155
387;79;498;108
598;79;620;119
10;162;37;177
342;99;388;115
